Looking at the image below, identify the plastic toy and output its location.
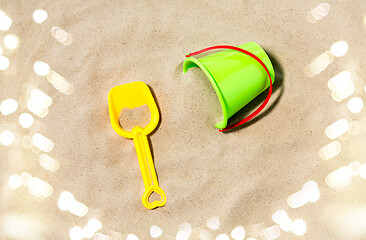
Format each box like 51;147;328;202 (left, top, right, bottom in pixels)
183;42;275;132
108;81;166;209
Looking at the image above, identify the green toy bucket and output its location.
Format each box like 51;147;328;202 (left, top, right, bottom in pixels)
183;42;275;131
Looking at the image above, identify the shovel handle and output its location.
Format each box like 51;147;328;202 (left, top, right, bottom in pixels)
132;127;166;209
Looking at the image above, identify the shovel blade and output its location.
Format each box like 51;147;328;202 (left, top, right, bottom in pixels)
108;81;159;138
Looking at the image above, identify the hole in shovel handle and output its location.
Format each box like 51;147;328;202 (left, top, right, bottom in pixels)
142;186;166;210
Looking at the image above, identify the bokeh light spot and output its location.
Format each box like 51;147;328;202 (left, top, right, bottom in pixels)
272;210;288;224
349;161;361;176
33;61;50;76
206;216;220;230
0;12;12;31
347;97;363;113
33;9;48;23
280;217;292;232
58;191;75;211
176;231;188;240
216;233;229;240
4;34;19;49
331;41;348;57
325;166;353;189
70;226;83;240
38;154;59;172
319;141;341;160
291;219;307;236
87;218;102;232
126;234;139;240
150;225;162;238
19;113;34;128
8;175;22;189
325;118;349;139
1;98;18;115
302;180;320;203
20;172;32;186
359;164;366;179
32;133;54;152
231;226;245;240
260;225;280;240
179;222;192;236
94;233;112;240
0;130;15;146
0;55;10;70
27;177;53;198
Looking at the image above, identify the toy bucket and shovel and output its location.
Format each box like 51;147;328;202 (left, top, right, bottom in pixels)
183;42;275;131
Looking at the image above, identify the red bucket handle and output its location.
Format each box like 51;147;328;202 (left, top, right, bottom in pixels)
185;45;273;132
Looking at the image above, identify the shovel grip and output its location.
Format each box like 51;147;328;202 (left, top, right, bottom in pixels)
132;127;166;209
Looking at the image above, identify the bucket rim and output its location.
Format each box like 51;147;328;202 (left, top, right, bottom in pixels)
183;56;229;129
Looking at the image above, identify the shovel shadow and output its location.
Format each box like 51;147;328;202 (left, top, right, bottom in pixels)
144;85;164;194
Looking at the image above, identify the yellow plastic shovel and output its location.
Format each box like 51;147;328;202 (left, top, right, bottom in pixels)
108;81;166;209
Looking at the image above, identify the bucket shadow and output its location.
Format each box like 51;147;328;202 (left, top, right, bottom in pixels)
223;51;285;133
174;62;184;79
